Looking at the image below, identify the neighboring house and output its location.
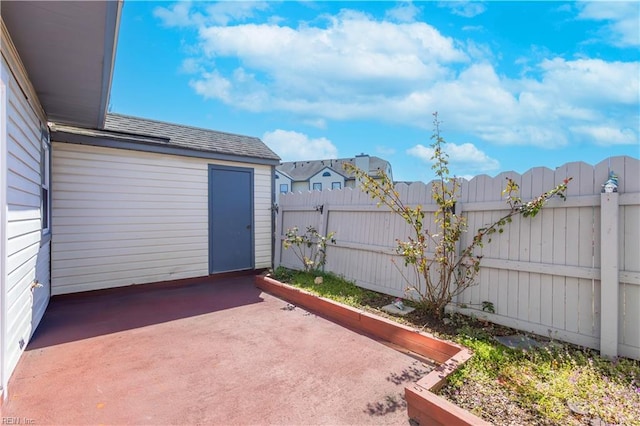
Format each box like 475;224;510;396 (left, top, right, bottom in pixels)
275;154;393;203
0;1;279;400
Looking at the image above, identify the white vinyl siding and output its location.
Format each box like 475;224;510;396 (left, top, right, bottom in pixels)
2;31;50;391
253;165;273;269
51;143;272;294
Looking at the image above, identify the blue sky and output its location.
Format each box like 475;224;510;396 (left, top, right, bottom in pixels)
110;1;640;182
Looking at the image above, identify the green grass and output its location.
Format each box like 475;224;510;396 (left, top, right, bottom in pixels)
271;267;392;308
453;334;640;425
271;267;640;426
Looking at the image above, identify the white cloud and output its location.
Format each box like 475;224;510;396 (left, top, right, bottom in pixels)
203;1;270;25
161;3;638;150
407;142;500;175
385;2;421;23
195;13;466;91
302;118;327;129
182;9;469;121
190;70;232;102
263;130;338;161
570;125;638;146
180;57;202;74
536;58;639;105
153;2;197;28
577;1;640;47
440;1;487;18
154;1;270;27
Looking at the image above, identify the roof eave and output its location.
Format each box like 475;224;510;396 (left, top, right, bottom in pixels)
96;1;123;129
1;1;123;129
52;127;281;166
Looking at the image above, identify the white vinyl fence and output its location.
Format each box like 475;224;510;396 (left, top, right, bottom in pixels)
275;156;640;360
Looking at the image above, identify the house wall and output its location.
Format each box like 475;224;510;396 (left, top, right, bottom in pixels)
292;181;309;193
51;143;272;295
275;171;292;192
274;171;292;204
1;21;50;396
309;168;345;191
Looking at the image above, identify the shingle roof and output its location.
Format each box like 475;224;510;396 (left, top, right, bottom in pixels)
103;113;280;161
277;156;390;181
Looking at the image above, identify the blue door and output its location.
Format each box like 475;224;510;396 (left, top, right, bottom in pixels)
208;165;254;273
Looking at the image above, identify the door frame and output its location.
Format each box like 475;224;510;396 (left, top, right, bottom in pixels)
208;164;255;274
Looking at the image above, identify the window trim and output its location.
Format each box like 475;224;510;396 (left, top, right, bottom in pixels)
312;182;322;191
331;181;342;190
41;129;51;236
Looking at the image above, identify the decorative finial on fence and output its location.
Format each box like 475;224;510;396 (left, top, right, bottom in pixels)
602;171;619;193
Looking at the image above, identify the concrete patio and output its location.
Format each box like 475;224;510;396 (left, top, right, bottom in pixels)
2;274;434;425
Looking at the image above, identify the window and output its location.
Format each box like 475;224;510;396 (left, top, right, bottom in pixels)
279;183;289;193
41;132;51;233
331;182;341;190
312;183;322;191
322;171;331;177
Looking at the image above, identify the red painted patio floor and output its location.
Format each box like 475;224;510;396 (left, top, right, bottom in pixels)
2;275;434;425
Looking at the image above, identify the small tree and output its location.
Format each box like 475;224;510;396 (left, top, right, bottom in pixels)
345;113;571;317
283;226;336;272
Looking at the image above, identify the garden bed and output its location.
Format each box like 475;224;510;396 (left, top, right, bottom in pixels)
262;268;640;426
255;274;489;426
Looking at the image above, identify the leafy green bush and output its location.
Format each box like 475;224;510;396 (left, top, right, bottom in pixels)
282;226;336;272
345;113;570;318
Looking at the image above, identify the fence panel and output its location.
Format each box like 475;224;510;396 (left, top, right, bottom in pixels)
275;156;640;359
618;157;640;358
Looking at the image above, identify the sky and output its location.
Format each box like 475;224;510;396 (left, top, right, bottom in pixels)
109;1;640;182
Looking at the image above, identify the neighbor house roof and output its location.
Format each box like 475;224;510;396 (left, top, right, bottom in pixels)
51;113;281;165
1;1;122;128
277;156;390;181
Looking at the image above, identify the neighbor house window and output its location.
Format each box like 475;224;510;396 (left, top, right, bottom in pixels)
312;183;322;191
332;182;341;190
41;133;51;233
280;183;289;193
322;171;331;177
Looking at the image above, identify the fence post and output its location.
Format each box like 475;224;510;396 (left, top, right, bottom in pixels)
274;203;283;269
453;201;464;307
600;191;619;358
